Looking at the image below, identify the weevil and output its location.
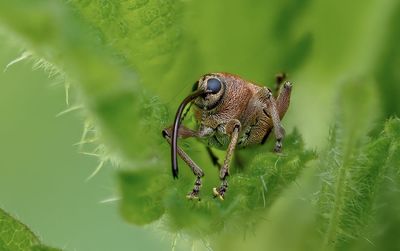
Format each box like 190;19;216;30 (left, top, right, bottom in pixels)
162;73;292;200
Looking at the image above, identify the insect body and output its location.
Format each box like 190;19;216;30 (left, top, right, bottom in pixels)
162;73;292;200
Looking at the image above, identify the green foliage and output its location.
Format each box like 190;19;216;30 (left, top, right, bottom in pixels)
0;208;39;251
70;0;184;93
30;246;62;251
359;124;400;251
375;5;400;117
316;79;400;250
119;167;168;225
119;129;316;237
0;208;61;251
0;0;171;166
0;0;400;250
0;0;313;176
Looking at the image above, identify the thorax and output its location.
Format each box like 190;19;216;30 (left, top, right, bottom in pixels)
194;83;269;150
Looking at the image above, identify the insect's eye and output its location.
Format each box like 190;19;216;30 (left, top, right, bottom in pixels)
192;81;199;92
206;78;222;94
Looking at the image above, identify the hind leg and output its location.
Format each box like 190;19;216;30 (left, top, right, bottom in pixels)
274;72;286;98
276;81;292;119
253;87;287;152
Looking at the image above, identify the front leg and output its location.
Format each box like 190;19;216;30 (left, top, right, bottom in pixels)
163;125;214;199
213;119;241;200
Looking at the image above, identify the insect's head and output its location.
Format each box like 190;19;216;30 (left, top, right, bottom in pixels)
170;73;225;179
191;74;226;111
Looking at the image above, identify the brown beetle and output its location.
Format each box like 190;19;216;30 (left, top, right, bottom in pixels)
162;73;292;200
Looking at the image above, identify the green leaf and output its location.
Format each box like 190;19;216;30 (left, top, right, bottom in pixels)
375;6;400;117
0;0;399;250
69;0;184;94
0;0;315;239
118;129;316;237
30;245;62;251
0;0;314;168
316;78;400;249
0;208;39;251
118;167;168;225
0;208;61;251
346;118;400;251
0;0;170;164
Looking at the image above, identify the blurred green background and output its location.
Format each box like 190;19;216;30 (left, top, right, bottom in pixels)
0;43;169;250
0;0;399;250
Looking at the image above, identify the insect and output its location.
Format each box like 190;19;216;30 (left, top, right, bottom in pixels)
162;73;292;200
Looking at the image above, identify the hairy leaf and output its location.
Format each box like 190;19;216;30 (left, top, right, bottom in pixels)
317;78;400;249
118;129;316;237
0;0;169;164
70;0;184;94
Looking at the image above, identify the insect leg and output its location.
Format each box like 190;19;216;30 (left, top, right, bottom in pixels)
206;146;221;169
260;88;286;152
213;120;241;200
275;81;292;119
274;72;286;98
162;130;204;177
162;127;204;199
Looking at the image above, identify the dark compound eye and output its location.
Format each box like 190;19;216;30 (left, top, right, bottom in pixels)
192;81;199;92
206;78;222;93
